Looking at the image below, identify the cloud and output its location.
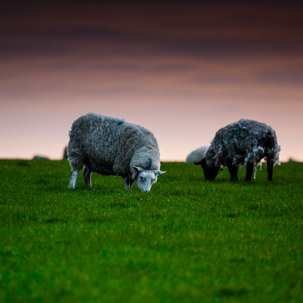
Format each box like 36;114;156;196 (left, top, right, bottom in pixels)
1;1;303;62
256;67;303;86
1;1;303;108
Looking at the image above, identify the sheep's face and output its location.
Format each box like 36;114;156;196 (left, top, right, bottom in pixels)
202;164;220;180
195;158;220;180
133;167;166;192
136;171;157;192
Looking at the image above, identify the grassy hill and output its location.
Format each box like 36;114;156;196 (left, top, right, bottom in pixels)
0;159;302;303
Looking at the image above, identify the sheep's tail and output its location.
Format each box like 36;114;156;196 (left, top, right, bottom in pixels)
266;131;281;166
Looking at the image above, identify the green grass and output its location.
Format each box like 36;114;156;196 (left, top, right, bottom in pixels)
0;159;302;303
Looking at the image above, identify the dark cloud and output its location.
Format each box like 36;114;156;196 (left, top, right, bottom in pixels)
91;62;191;73
257;67;303;86
0;1;303;93
1;23;302;62
1;1;303;59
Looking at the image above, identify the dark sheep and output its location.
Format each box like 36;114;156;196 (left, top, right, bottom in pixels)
195;119;280;181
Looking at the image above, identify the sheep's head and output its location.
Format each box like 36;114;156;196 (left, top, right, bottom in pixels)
133;167;166;192
194;158;221;180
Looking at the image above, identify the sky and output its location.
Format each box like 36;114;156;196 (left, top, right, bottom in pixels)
1;1;302;161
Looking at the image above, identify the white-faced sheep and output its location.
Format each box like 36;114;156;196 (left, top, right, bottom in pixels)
194;119;280;181
185;146;209;163
67;113;166;192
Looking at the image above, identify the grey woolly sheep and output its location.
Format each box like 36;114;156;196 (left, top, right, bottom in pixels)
67;113;166;192
194;119;280;181
186;146;208;163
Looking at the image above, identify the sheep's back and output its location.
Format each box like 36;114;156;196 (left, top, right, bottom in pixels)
68;113;159;176
207;119;280;166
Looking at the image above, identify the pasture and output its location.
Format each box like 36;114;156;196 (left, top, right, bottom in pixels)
0;159;302;303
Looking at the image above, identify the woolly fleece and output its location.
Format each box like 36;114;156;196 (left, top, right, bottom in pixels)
186;146;209;163
67;113;161;181
205;119;280;168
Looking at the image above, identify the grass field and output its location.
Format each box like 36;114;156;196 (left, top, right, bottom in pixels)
0;159;302;303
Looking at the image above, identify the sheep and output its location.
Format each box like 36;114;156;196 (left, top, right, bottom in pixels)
32;155;49;160
185;146;209;163
194;119;280;181
67;113;166;192
63;146;68;159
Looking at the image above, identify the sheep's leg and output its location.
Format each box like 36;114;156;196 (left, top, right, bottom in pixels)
83;166;92;188
246;163;254;181
68;170;78;189
233;165;238;181
227;161;237;181
123;176;134;190
267;157;273;181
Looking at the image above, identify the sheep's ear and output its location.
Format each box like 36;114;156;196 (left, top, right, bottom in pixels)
154;170;166;176
133;166;144;172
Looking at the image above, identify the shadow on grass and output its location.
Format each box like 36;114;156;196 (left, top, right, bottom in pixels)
218;287;248;297
17;161;30;167
28;216;67;224
222;213;241;218
85;217;104;223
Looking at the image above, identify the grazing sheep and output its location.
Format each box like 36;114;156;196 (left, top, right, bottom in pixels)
186;146;209;163
63;146;68;159
67;113;166;192
194;119;280;181
32;155;49;160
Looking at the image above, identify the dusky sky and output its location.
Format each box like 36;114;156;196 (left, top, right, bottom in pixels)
1;1;302;161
